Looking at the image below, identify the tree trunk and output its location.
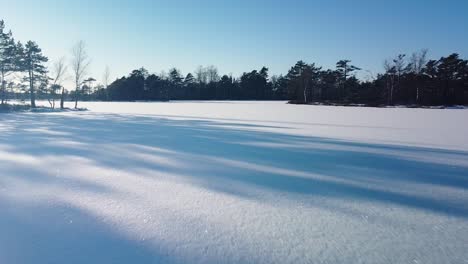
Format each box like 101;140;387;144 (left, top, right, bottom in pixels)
303;79;309;103
416;86;419;104
30;71;36;108
390;80;394;105
1;71;5;105
74;85;79;109
1;83;4;105
344;69;347;99
60;87;65;109
415;75;419;104
387;74;395;105
303;87;307;103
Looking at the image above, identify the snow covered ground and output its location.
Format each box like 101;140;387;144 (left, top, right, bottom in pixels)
1;101;468;264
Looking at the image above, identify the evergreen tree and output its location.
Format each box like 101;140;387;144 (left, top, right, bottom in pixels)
437;53;467;104
168;68;183;99
23;41;48;108
271;75;288;100
183;73;196;99
218;75;234;99
0;20;18;104
240;67;270;100
336;60;360;100
287;61;321;103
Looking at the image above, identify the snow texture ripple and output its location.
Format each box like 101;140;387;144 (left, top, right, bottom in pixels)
1;101;467;264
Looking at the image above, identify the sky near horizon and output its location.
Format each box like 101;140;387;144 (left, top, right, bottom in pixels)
2;0;468;85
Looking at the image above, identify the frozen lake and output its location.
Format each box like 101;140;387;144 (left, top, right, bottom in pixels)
1;101;468;263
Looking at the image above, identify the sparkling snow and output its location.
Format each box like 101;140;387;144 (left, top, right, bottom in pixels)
1;101;467;264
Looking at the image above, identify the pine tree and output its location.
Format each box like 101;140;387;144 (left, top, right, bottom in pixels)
23;41;48;108
437;53;466;104
336;60;360;100
168;68;183;86
287;61;321;103
184;73;195;85
0;20;18;104
183;73;196;99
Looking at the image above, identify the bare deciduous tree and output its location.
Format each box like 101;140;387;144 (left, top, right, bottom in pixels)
409;49;428;74
194;65;207;84
409;49;428;102
71;40;91;109
103;65;110;88
50;57;68;109
206;65;220;83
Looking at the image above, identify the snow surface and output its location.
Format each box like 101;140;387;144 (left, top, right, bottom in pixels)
1;101;468;264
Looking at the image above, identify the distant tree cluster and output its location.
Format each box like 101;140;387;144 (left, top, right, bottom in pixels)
2;18;468;108
98;53;468;106
99;66;274;102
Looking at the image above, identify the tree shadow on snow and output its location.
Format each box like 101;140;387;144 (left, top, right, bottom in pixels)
1;112;468;262
1;112;468;215
0;197;175;264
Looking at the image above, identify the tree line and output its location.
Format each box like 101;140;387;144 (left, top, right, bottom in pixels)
1;19;468;108
98;51;468;106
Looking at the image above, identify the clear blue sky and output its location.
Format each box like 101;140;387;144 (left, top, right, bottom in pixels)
2;0;468;84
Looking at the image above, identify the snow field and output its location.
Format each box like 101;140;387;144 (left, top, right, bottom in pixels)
1;101;467;263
